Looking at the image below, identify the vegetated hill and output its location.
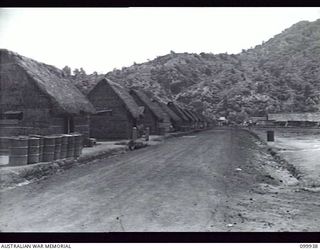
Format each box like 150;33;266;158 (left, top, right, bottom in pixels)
105;51;258;121
77;19;320;123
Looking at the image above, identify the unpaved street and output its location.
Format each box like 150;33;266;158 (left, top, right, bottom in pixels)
0;129;319;232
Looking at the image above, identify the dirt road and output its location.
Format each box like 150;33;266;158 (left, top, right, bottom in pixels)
0;129;319;232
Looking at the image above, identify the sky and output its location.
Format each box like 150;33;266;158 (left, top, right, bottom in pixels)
0;7;320;74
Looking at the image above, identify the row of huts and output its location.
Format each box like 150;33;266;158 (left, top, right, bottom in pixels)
0;49;212;141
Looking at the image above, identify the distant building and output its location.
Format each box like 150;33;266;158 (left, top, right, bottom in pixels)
217;117;228;126
87;78;144;139
268;113;320;127
130;89;171;135
0;49;95;137
248;116;271;126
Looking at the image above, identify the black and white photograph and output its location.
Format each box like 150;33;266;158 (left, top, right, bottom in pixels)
1;7;320;234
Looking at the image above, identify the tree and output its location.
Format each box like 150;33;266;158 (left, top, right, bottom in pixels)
62;66;71;76
73;67;87;79
79;67;86;76
73;68;80;76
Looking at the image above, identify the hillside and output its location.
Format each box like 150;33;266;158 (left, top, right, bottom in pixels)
76;19;320;122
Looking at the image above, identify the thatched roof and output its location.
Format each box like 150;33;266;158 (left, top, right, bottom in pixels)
130;89;166;121
88;78;142;119
268;113;320;122
0;49;95;115
151;100;171;122
167;102;189;122
182;109;196;122
75;74;105;95
155;101;182;123
188;110;201;122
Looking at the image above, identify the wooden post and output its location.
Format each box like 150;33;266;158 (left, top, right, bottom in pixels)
145;127;150;141
267;130;275;142
128;127;138;151
132;127;138;141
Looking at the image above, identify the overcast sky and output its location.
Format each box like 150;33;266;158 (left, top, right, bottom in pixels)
0;8;320;74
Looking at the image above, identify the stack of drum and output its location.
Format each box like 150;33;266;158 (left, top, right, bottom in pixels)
5;133;84;166
53;135;63;160
43;135;56;162
0;137;10;165
60;135;68;159
28;137;41;164
64;134;75;158
0;137;10;155
9;136;29;166
72;133;83;158
29;135;44;162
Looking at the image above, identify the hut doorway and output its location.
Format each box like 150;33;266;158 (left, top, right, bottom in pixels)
64;117;75;134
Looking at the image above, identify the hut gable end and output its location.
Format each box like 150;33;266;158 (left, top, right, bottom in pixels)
88;78;141;120
87;78;141;140
87;80;110;111
0;58;51;115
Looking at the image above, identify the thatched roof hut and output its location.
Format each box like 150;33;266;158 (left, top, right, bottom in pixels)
129;89;173;134
154;101;182;123
0;49;95;137
0;49;95;116
268;113;320;122
130;89;166;121
87;78;144;139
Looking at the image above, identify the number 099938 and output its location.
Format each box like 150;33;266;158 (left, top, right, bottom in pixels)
300;244;318;248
